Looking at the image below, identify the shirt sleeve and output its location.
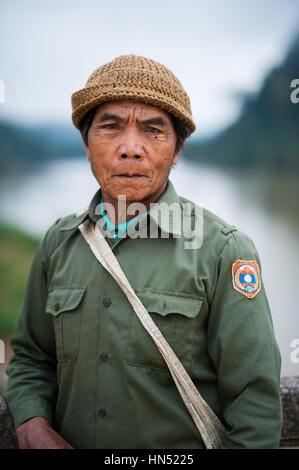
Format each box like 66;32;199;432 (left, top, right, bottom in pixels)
3;222;60;430
207;229;283;449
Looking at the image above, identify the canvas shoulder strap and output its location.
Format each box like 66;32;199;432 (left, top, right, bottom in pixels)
78;217;225;449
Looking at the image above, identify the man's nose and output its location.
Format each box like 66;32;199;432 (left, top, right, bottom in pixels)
116;127;145;160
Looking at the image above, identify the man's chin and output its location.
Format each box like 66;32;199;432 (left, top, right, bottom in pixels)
106;182;151;203
112;190;151;204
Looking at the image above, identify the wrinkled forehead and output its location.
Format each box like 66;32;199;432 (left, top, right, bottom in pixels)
93;100;173;124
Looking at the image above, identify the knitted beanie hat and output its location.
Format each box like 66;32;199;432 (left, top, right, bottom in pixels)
71;54;196;134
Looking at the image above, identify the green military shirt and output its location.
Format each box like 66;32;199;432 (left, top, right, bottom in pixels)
3;179;282;449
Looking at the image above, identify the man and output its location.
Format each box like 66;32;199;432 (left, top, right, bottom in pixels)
3;55;282;449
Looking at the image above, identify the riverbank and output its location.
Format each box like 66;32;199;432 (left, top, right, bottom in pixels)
0;221;39;335
0;221;39;394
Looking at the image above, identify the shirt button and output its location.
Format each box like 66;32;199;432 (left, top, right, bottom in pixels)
54;303;60;311
98;408;106;417
103;297;111;308
99;352;108;362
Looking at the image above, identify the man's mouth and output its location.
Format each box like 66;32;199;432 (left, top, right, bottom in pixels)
114;173;145;179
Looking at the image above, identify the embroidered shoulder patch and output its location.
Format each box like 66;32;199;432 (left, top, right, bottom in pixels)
232;259;261;299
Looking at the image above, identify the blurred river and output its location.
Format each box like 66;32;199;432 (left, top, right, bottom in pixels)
0;157;298;377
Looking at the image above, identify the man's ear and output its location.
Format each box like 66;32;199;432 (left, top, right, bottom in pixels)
172;139;185;166
80;131;91;161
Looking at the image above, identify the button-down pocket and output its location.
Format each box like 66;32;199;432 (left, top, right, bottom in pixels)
46;286;87;362
125;289;203;372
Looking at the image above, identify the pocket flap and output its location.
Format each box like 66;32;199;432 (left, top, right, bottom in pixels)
46;286;86;316
135;289;203;318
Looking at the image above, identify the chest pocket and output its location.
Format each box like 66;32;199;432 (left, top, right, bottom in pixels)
46;286;87;362
125;290;203;372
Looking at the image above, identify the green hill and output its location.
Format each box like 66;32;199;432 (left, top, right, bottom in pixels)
0;120;83;174
1;34;298;173
0;222;39;334
184;35;299;170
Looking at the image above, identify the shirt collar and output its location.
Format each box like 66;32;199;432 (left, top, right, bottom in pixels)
59;179;181;237
147;179;182;237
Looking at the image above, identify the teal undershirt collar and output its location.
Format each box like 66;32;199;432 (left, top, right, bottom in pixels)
99;196;148;242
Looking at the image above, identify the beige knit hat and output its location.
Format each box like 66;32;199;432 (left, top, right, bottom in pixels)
71;54;196;134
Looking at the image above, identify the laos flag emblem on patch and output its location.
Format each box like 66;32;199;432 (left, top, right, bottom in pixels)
232;259;261;299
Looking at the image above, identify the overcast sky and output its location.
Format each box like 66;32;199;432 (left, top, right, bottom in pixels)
1;0;299;137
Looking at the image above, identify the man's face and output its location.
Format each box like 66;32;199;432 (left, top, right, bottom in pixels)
82;100;182;204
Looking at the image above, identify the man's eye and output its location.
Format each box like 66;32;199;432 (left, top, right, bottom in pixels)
102;123;119;129
146;126;160;133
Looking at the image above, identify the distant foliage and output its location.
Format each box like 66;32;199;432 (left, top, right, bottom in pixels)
184;35;299;170
1;35;299;173
0;120;83;174
0;121;47;173
0;223;39;334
